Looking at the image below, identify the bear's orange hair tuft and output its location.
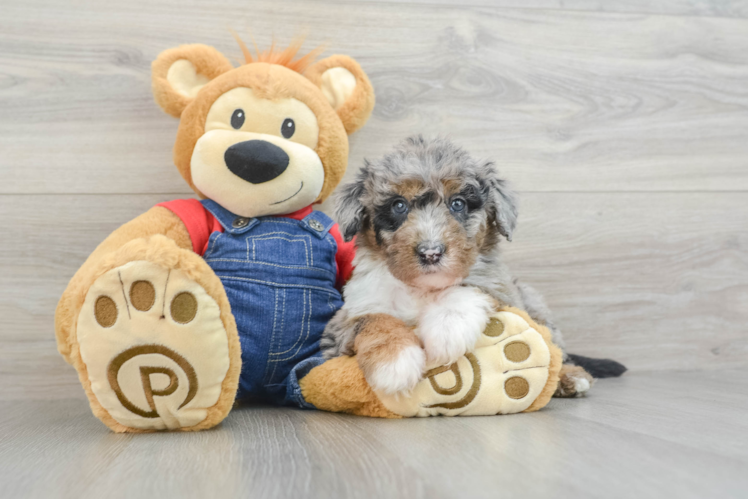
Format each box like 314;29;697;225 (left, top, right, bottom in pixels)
230;31;323;74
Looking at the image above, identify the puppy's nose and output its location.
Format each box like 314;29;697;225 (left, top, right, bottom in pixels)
417;242;445;265
224;140;290;184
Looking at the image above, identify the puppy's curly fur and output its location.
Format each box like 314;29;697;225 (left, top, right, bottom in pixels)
322;136;624;397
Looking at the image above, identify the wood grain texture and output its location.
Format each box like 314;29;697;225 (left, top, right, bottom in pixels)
378;0;748;19
1;192;746;400
1;1;747;496
1;0;748;195
1;371;747;498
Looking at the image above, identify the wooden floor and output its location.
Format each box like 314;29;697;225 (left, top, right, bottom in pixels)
1;0;747;497
2;370;747;498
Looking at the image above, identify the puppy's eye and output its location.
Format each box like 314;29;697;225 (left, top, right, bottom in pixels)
281;118;295;138
450;198;466;212
392;199;408;215
231;109;245;129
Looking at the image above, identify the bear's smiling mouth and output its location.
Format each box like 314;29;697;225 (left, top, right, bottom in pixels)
270;182;304;205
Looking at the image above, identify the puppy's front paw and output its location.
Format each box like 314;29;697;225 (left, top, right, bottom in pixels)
418;286;493;366
419;312;485;366
363;345;426;395
421;326;479;367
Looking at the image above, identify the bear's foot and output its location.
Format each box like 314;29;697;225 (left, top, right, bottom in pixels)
72;238;241;432
301;307;562;417
379;308;562;416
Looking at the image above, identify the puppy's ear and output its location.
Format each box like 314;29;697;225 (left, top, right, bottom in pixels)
482;163;518;241
335;169;368;242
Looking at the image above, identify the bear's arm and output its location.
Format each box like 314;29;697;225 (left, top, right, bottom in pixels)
54;207;192;363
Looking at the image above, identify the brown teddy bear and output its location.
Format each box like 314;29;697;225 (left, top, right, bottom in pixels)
54;39;561;432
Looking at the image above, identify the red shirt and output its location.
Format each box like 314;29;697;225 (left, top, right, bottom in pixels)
157;199;355;289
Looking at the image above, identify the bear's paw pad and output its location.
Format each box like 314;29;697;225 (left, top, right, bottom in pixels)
377;311;552;417
76;261;231;431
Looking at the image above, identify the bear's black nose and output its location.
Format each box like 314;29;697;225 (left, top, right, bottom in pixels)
224;140;290;184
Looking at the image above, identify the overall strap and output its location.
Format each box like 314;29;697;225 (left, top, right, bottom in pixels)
299;210;335;239
201;199;335;239
200;199;259;235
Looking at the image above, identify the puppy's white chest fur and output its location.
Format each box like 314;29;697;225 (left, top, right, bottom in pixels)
344;249;494;365
343;252;427;325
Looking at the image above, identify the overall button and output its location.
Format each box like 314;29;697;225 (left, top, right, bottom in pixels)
232;217;250;228
308;219;324;232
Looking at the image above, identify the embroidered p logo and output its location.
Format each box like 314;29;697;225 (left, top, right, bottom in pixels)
107;344;198;418
425;353;481;410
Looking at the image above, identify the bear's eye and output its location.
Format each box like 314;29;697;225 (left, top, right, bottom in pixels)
231;109;245;129
281;118;295;139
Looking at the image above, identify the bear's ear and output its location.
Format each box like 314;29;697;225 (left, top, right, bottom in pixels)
304;55;375;135
151;44;234;117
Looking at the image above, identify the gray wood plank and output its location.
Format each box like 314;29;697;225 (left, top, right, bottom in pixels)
549;369;748;461
376;0;748;19
2;0;748;194
498;191;748;373
1;371;747;498
1;192;746;401
2;1;747;498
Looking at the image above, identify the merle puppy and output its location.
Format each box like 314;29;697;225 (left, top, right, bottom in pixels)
321;136;625;397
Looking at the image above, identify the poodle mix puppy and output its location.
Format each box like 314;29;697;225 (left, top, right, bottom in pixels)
321;136;624;397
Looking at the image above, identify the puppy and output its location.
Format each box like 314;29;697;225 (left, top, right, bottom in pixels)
322;136;625;397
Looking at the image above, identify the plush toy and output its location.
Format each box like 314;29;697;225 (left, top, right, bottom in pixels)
55;39;562;432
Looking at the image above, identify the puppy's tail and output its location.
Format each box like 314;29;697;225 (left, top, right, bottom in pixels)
567;353;627;378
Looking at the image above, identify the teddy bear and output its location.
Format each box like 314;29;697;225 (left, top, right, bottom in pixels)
54;38;562;432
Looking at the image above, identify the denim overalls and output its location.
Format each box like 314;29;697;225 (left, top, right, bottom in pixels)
201;200;343;407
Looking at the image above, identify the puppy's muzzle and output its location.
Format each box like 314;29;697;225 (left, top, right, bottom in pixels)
417;242;445;266
224;140;289;184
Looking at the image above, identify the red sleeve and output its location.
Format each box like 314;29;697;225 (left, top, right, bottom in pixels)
156;199;223;256
329;223;356;290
